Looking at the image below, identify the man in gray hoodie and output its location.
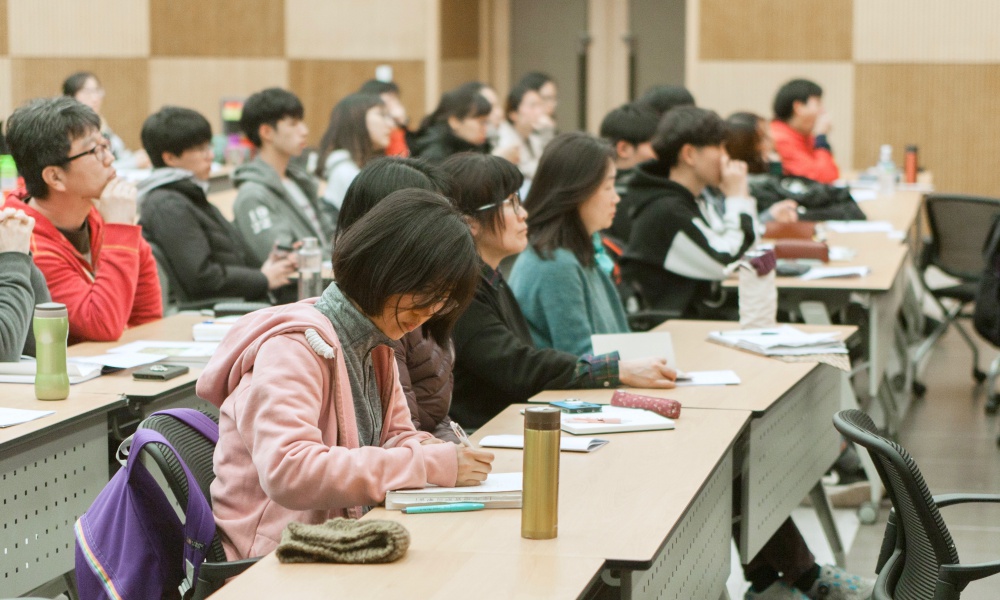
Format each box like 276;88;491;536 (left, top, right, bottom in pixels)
232;88;335;266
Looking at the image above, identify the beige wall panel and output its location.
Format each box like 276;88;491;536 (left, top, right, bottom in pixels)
148;59;289;134
8;0;149;57
690;61;854;170
0;59;11;122
440;59;480;92
441;0;479;59
855;1;1000;63
150;0;285;58
11;59;149;148
855;64;1000;196
699;0;851;61
289;60;425;147
285;0;428;60
587;0;629;133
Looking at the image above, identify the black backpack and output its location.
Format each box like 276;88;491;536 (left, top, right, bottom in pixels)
749;174;867;221
973;213;1000;346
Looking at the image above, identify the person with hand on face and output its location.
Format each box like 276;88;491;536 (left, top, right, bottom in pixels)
137;106;295;304
725;112;800;224
232;88;335;271
509;133;634;356
494;80;549;182
199;190;494;561
1;97;162;343
444;153;677;429
0;207;51;361
62;71;151;170
411;86;492;163
620;106;757;319
314;93;394;221
769;79;839;183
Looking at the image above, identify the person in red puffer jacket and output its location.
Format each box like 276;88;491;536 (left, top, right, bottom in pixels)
3;97;161;344
770;79;840;184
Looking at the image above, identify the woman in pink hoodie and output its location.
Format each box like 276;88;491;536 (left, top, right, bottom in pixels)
197;190;494;560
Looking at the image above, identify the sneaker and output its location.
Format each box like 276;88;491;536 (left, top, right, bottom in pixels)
806;565;875;600
745;582;810;600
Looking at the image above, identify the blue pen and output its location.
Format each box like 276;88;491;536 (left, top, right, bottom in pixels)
402;502;485;514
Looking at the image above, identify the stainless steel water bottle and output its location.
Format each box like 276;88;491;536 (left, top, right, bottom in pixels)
521;406;560;539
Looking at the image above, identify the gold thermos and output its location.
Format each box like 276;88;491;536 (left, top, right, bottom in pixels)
521;406;561;539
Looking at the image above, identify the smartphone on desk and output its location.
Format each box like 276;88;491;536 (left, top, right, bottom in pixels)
132;364;189;381
549;399;603;413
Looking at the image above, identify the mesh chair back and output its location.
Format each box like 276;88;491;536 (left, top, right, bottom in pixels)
833;410;960;600
925;194;1000;280
139;409;228;563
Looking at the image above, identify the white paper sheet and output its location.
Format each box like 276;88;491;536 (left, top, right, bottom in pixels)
799;266;871;281
391;472;523;494
70;353;167;369
478;434;609;452
107;341;218;361
0;407;55;428
825;221;897;234
675;370;741;386
0;361;103;384
591;332;678;369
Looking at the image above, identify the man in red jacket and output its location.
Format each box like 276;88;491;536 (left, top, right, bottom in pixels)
769;79;840;183
2;97;162;343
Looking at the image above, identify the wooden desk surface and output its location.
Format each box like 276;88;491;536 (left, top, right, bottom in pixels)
0;387;122;449
211;550;604;600
857;188;923;234
769;232;909;291
531;320;855;414
360;405;750;568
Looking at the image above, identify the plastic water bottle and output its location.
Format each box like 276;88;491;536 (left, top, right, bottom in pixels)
297;237;324;300
33;302;70;400
877;144;897;196
0;155;17;195
521;406;560;539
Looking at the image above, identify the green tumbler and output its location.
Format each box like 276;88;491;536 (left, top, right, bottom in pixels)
33;302;70;400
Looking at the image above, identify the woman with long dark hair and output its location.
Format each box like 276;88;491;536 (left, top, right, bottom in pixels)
411;86;491;162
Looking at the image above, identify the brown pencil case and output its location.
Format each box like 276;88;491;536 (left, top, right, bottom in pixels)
610;390;681;419
764;221;816;240
774;239;830;262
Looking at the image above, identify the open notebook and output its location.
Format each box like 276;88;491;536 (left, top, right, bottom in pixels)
560;405;675;435
385;472;522;510
479;434;609;453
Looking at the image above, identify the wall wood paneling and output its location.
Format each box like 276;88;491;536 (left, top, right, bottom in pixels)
285;0;429;60
699;0;852;61
11;58;149;148
855;64;1000;196
0;0;8;56
8;0;149;57
441;0;479;60
289;60;425;147
150;0;285;58
855;1;1000;63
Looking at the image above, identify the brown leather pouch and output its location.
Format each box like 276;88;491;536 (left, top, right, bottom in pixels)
774;239;830;262
764;221;816;240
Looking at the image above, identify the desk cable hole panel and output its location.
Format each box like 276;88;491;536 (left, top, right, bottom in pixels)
0;417;108;597
742;365;842;561
626;451;733;599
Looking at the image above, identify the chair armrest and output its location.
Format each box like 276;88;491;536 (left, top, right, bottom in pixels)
198;557;260;582
934;493;1000;508
939;558;1000;586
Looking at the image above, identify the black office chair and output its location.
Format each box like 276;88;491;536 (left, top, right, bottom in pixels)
138;409;258;600
619;279;681;332
911;194;1000;397
833;410;1000;599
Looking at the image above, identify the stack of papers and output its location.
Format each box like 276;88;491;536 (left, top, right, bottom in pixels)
707;326;847;356
479;434;609;453
106;341;219;364
386;472;522;510
560;405;675;435
0;407;55;428
0;361;103;385
192;316;241;342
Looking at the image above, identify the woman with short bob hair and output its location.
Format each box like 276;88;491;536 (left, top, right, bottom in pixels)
509;132;630;356
445;153;677;429
315;93;394;217
198;189;494;561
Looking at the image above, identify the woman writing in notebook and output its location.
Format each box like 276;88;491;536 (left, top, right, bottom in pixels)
198;190;494;561
443;153;677;429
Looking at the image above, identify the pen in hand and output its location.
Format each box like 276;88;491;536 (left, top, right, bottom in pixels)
450;421;475;448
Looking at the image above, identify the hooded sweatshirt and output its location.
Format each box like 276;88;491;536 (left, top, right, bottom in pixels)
231;157;334;266
320;149;360;215
138;169;269;302
2;191;162;344
197;298;458;561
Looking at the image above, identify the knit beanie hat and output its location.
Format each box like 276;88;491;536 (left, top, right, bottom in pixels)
276;518;411;564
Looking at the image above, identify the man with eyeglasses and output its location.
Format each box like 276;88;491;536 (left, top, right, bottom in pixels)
1;96;162;343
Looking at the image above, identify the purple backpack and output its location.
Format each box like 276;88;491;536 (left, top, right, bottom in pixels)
74;409;218;600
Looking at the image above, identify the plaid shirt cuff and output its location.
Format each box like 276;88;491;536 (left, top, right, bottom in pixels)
575;351;621;388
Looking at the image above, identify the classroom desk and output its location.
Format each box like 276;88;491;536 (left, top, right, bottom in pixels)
0;314;210;596
211;406;752;600
531;320;855;565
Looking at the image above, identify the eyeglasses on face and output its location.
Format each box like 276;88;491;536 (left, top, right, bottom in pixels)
62;141;113;164
476;192;522;213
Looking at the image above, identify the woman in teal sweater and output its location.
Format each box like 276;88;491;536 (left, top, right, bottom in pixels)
509;132;630;356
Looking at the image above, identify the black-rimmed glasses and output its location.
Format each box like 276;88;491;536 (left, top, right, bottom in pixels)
62;141;112;164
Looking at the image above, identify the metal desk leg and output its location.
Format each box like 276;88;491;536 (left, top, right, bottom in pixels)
808;482;846;568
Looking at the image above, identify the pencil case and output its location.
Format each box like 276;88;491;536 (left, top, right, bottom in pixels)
610;390;681;419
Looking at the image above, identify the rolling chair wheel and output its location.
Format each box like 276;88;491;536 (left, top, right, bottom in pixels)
858;502;878;525
974;368;987;384
912;380;927;398
986;394;1000;415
